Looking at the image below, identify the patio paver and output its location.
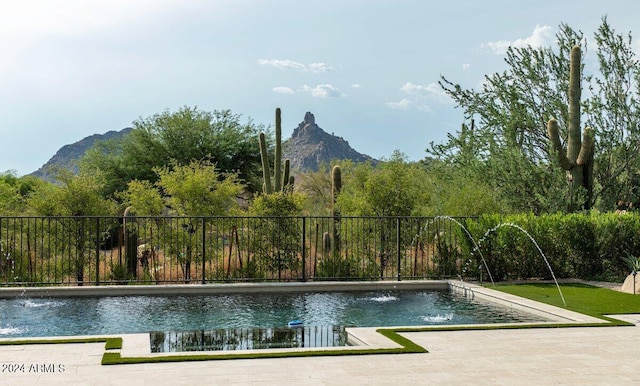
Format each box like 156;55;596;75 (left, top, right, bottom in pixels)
1;317;639;385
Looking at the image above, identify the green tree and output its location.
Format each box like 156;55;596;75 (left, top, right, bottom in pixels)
585;21;640;210
119;161;244;282
0;180;19;215
81;107;266;196
117;160;245;218
337;151;430;217
0;172;24;215
296;168;332;215
117;179;165;280
334;152;431;278
0;172;44;214
434;17;640;213
296;161;350;215
248;191;304;217
247;191;305;277
424;160;507;216
26;170;116;217
118;180;164;216
154;161;243;217
25;171;117;284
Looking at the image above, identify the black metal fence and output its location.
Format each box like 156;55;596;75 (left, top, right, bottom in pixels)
0;216;474;286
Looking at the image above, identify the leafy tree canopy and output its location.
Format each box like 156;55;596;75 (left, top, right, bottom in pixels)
0;179;20;215
119;160;244;217
337;151;431;217
295;160;348;216
423;160;508;216
248;191;305;217
0;171;45;214
81;107;266;197
26;170;117;216
431;17;640;213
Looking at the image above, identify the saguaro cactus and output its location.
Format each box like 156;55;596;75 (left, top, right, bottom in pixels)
274;108;283;192
259;108;293;194
331;165;342;253
259;133;273;194
547;45;595;211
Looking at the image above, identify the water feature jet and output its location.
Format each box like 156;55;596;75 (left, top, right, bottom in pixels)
479;223;566;307
427;216;495;287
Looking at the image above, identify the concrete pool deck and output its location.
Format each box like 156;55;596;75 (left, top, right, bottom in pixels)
1;281;639;385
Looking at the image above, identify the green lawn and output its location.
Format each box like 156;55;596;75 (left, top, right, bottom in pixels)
493;283;640;322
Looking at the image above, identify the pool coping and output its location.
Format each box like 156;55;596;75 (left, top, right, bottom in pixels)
448;281;605;324
0;280;612;364
0;279;450;298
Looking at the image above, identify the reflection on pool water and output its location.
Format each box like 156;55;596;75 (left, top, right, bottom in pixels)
150;325;350;352
0;290;545;339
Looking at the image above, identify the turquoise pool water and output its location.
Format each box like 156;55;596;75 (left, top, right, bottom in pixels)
0;289;545;339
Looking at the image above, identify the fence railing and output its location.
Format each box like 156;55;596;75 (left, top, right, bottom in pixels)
0;216;474;286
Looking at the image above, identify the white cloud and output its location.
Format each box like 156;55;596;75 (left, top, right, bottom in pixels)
482;24;554;55
351;84;361;88
462;63;471;72
307;62;332;72
387;81;452;111
259;59;332;72
272;86;294;94
301;84;344;98
400;82;451;104
400;82;432;94
386;98;414;110
258;59;306;71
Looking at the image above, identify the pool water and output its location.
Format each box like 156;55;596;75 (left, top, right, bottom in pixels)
0;290;545;339
150;325;349;352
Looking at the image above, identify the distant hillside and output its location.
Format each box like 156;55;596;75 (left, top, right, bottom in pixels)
30;128;133;182
30;112;373;183
283;112;374;172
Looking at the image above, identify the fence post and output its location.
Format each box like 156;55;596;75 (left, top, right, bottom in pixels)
95;217;100;286
201;217;206;284
397;217;401;282
0;217;2;285
301;217;306;282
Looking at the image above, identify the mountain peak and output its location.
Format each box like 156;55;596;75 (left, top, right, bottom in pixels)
303;111;315;125
284;112;374;172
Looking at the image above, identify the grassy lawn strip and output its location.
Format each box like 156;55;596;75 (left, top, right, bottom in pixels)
491;282;640;325
0;336;122;348
101;329;427;365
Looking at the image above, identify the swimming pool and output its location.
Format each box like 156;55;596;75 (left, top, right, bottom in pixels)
0;287;545;340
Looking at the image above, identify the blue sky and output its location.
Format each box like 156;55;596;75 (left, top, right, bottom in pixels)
1;0;638;176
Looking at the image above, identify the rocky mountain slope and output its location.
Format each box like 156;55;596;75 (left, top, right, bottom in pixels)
30;111;373;180
283;112;374;172
30;128;132;181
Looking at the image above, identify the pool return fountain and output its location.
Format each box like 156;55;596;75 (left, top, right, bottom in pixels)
430;216;495;287
429;217;567;307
